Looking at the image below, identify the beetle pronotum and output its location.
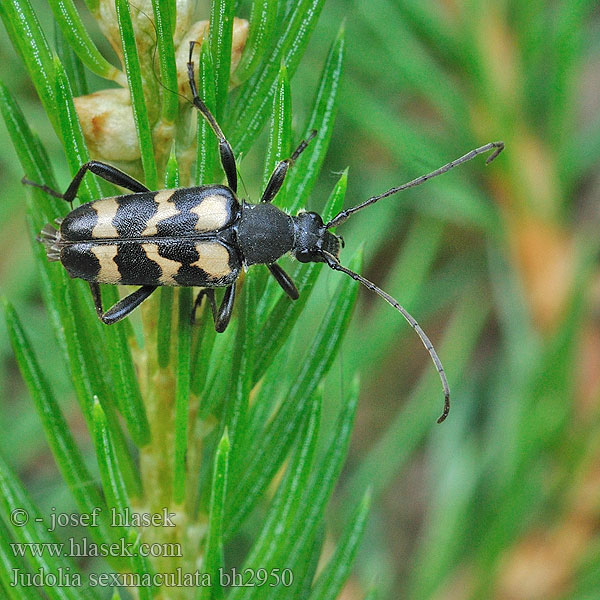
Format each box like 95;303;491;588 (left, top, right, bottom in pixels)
26;42;504;423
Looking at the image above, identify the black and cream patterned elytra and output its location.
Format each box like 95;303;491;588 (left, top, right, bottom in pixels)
54;185;241;287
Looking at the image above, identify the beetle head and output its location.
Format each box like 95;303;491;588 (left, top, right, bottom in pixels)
293;211;341;263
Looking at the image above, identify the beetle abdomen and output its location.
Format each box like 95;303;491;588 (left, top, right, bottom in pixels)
60;185;239;242
61;239;240;287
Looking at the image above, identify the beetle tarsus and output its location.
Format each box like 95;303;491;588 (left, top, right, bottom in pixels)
191;284;236;332
22;177;64;199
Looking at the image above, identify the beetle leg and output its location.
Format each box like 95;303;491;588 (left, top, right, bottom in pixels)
88;282;105;320
89;282;157;324
260;130;317;204
187;42;238;193
191;283;236;332
22;161;149;205
215;283;236;332
191;288;218;325
267;263;299;300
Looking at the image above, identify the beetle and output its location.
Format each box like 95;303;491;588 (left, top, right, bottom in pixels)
26;42;504;423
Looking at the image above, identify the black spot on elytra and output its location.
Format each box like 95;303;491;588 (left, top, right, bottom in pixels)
60;203;98;241
61;243;100;281
115;242;161;285
157;239;199;265
154;239;200;286
154;210;198;238
113;193;157;237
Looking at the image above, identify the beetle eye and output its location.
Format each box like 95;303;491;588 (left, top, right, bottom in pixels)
296;250;311;263
322;232;341;258
296;249;325;264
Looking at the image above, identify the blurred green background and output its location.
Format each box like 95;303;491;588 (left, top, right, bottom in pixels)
2;1;600;599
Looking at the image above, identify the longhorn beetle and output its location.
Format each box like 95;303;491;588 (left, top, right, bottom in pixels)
27;42;504;423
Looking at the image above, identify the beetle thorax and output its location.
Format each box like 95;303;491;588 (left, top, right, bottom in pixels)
237;202;295;265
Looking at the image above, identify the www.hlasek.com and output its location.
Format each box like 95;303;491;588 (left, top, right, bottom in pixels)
10;536;182;559
10;567;294;589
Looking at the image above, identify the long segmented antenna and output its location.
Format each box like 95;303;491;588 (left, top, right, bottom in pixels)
326;141;504;229
322;251;450;423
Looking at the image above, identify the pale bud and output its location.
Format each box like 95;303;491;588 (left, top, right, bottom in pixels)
74;88;140;163
94;0;196;60
74;15;248;169
175;18;249;97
